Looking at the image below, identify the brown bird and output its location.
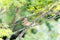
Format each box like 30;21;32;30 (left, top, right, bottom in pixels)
22;18;30;26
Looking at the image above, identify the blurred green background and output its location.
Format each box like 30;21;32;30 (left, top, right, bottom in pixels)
0;0;60;40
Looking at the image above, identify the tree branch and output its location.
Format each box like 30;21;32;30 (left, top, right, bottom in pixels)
10;7;19;30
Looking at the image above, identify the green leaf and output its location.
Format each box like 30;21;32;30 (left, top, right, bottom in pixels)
45;21;53;31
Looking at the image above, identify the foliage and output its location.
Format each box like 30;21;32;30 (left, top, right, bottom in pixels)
0;28;13;38
0;0;60;40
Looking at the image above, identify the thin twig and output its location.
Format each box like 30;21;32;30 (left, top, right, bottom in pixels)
10;7;19;30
